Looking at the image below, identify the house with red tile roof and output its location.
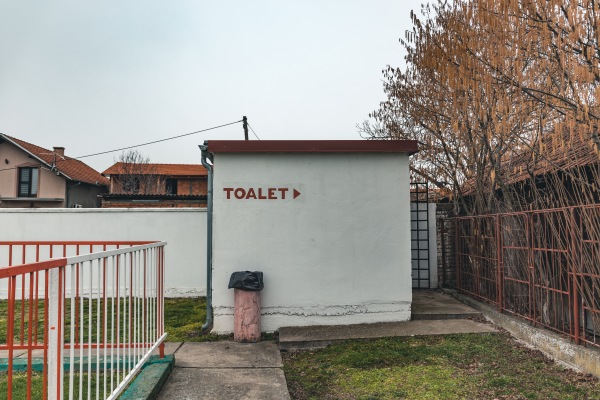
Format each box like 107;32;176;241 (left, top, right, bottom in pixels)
100;162;207;208
0;133;109;208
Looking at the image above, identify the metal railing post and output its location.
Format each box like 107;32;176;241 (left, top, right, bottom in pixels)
496;214;503;312
47;267;64;400
527;213;535;324
571;208;581;345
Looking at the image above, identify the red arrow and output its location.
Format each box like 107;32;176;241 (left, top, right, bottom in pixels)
293;189;301;199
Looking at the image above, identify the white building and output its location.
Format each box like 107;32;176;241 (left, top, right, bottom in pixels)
206;140;418;333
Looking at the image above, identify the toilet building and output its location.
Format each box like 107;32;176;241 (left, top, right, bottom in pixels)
205;140;418;333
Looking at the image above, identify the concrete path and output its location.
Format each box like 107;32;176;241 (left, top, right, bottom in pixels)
279;319;497;350
157;342;290;400
279;291;497;350
411;290;483;320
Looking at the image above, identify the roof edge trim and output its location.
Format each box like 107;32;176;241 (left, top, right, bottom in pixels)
206;140;419;154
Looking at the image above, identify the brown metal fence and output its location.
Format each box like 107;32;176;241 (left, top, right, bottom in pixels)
450;205;600;348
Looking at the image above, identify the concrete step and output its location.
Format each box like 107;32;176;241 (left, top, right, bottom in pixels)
410;290;483;320
411;311;482;320
278;319;497;351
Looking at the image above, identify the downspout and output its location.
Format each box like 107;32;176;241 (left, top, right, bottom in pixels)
199;143;213;331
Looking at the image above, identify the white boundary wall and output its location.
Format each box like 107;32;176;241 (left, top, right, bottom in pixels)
211;152;413;333
0;208;207;297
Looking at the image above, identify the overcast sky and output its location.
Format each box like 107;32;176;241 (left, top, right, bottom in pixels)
0;1;419;171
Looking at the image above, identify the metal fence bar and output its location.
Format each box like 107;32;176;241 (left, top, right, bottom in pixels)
570;208;581;345
449;205;600;349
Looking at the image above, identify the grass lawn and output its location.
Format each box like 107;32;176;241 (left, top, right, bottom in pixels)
163;297;230;342
0;372;104;400
163;297;275;342
0;296;223;344
2;298;599;399
282;332;600;400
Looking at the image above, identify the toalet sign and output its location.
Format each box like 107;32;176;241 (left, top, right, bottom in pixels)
223;187;301;200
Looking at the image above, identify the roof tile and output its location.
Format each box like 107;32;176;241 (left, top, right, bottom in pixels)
1;134;109;187
102;163;207;176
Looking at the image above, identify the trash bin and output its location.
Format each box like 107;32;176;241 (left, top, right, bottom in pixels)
228;271;264;343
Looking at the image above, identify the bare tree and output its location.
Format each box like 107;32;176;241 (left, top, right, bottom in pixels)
366;0;600;339
113;150;159;194
365;0;600;215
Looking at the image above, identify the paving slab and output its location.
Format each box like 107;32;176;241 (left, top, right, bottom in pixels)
158;367;290;400
411;290;482;320
279;319;498;350
173;341;282;368
151;342;182;356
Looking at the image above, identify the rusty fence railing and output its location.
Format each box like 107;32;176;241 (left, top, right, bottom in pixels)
451;205;600;348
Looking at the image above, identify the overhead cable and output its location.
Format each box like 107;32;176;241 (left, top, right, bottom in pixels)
247;123;261;140
75;119;243;159
0;119;243;173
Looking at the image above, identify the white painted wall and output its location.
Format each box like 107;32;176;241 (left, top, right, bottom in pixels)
0;142;33;196
0;208;207;297
211;152;413;333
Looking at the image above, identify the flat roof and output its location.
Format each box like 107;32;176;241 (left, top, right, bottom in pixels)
205;140;419;154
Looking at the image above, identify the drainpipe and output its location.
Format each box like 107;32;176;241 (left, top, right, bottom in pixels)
199;143;213;331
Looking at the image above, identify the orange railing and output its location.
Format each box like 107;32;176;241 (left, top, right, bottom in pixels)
0;241;167;400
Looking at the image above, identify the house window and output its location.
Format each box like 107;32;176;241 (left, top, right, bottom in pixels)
18;167;39;197
166;178;178;195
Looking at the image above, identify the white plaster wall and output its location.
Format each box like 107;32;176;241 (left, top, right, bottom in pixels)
211;152;412;333
0;143;25;196
39;167;67;201
0;208;207;296
0;143;46;197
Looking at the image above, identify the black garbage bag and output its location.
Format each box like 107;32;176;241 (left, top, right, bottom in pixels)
228;271;264;291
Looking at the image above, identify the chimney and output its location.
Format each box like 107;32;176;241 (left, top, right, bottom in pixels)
53;147;65;157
